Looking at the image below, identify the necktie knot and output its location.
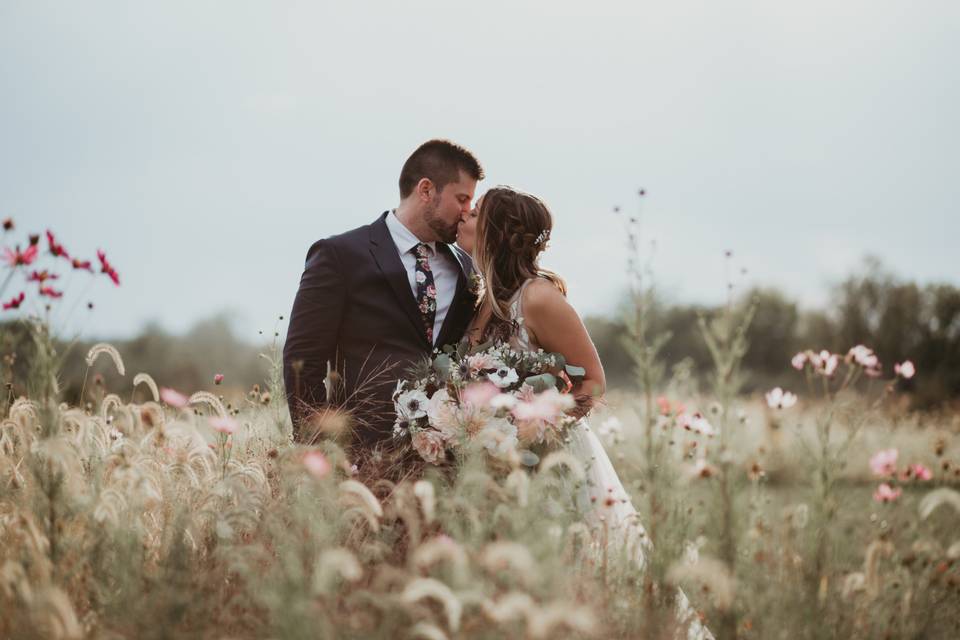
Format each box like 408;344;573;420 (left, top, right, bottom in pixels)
414;242;432;259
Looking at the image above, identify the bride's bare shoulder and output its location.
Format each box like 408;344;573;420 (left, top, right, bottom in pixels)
522;278;570;315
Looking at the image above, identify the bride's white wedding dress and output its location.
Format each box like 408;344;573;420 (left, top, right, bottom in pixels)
506;279;714;640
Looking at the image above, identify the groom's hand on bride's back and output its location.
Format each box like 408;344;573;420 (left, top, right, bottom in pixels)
283;239;346;442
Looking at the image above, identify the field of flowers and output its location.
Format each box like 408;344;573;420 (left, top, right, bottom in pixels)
2;222;959;639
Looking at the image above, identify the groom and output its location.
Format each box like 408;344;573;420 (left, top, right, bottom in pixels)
283;139;483;465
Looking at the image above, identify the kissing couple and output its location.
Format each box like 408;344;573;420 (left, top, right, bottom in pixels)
283;138;609;475
282;138;713;639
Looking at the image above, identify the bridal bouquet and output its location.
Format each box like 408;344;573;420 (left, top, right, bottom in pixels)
392;342;586;465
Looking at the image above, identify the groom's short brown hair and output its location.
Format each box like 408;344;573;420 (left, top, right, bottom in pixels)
399;139;484;198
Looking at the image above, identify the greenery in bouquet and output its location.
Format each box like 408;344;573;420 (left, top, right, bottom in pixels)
392;340;587;466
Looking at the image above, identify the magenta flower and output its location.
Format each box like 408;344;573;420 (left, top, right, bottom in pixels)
873;483;902;503
209;416;239;435
869;448;898;477
159;387;189;408
46;230;70;259
894;361;916;379
72;258;93;272
303;450;332;479
2;292;25;310
214;373;224;385
97;249;121;286
38;286;63;298
3;244;39;267
910;463;932;481
27;270;59;283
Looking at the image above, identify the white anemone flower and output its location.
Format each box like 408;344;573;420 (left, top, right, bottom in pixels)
396;389;429;421
487;366;519;388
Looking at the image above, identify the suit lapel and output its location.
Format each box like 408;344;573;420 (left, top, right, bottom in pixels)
368;213;430;347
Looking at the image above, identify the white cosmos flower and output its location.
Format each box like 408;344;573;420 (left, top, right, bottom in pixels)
396;389;429;421
487;366;519;388
678;412;718;437
765;387;798;410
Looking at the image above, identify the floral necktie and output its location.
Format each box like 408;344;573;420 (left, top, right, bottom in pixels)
413;243;437;344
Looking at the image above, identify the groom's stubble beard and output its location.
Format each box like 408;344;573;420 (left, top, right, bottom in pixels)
423;193;459;244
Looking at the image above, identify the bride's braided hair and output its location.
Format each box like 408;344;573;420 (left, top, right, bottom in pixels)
474;186;567;330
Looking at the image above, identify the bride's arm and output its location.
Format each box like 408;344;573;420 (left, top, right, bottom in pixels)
521;279;606;417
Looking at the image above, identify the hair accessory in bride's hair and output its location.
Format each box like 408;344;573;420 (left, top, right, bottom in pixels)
534;228;550;248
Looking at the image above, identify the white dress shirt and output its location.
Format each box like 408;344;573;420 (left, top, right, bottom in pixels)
384;210;460;344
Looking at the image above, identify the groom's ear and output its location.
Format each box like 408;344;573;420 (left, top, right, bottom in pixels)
415;177;436;202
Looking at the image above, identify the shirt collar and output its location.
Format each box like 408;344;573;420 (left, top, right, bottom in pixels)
385;209;437;255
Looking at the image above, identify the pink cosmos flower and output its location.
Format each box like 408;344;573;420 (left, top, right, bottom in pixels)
656;395;671;415
791;352;808;370
2;292;25;310
817;351;839;377
909;463;932;481
411;429;447;464
303;451;331;479
38;286;63;298
159;387;189;408
3;245;38;267
72;258;93;272
847;345;878;368
869;448;898;477
873;483;902;503
209;416;239;435
214;373;224;385
46;230;70;259
460;381;500;409
894;361;916;379
27;270;58;283
97;249;121;286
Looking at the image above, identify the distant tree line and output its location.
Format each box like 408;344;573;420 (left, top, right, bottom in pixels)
588;257;960;407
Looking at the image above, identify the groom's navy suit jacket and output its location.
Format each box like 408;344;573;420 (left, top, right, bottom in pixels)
283;212;476;446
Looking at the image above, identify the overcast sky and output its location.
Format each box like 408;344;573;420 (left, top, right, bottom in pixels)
2;0;957;341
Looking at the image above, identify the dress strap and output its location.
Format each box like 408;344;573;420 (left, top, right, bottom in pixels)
509;278;536;322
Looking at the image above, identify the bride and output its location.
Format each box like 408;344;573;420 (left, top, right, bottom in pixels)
456;186;713;640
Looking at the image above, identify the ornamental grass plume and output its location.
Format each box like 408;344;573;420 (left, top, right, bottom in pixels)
303;450;332;479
